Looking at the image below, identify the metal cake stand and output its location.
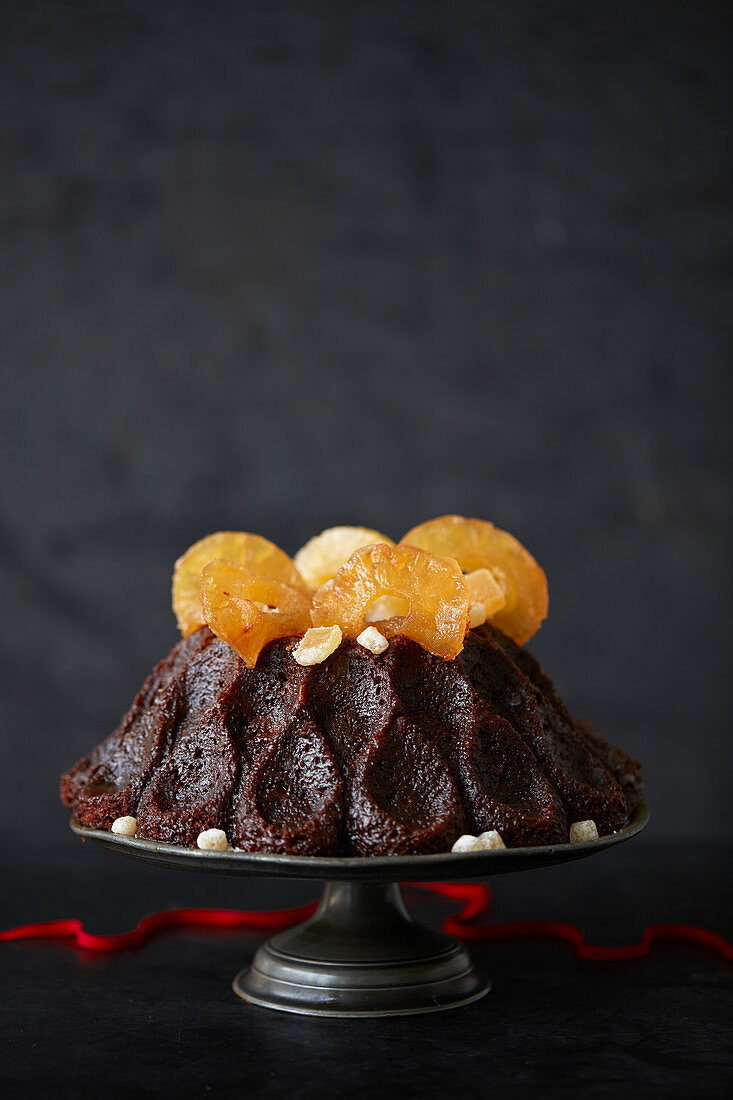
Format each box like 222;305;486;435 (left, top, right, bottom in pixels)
71;802;649;1018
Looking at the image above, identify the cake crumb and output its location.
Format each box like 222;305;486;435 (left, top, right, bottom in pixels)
111;816;137;837
569;820;599;843
293;625;342;666
357;626;389;654
476;829;505;850
197;828;229;851
468;602;487;629
451;834;484;853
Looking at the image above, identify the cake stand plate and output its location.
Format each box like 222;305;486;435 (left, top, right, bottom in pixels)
71;802;649;1018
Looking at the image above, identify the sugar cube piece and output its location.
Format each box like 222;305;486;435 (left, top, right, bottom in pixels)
357;626;389;654
197;828;229;851
569;820;599;843
293;625;343;666
111;816;137;837
476;830;505;850
451;834;483;854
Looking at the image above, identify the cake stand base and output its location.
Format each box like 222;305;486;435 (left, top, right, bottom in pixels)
71;802;649;1018
233;881;490;1017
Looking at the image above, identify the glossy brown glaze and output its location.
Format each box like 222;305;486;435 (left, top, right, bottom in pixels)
60;625;642;855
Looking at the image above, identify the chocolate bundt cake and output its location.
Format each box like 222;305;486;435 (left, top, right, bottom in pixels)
60;623;642;855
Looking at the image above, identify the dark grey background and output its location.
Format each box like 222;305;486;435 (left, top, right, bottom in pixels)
2;5;732;1097
1;0;731;853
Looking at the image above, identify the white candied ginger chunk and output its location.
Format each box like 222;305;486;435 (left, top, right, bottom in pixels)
452;829;506;853
111;816;137;837
357;626;389;654
465;567;506;617
293;625;343;666
476;830;505;850
451;834;484;853
197;828;230;851
468;602;487;629
569;820;599;843
364;594;410;622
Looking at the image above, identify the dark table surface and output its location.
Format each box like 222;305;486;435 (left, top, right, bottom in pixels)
3;832;731;1098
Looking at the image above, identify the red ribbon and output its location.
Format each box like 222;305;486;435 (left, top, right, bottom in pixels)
414;882;733;962
2;882;730;962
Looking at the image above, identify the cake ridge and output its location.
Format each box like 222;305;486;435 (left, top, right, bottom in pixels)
61;626;641;855
458;627;629;833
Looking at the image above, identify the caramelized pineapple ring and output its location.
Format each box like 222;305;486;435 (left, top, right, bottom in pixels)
400;515;548;645
294;526;394;593
200;559;311;668
310;543;469;660
173;531;306;636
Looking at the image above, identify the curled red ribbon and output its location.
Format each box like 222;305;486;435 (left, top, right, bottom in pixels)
2;882;730;962
414;882;733;962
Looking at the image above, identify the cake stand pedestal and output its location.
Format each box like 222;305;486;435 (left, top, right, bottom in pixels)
235;880;486;1016
71;802;648;1018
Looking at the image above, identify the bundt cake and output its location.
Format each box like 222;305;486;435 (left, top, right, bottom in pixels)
60;518;643;855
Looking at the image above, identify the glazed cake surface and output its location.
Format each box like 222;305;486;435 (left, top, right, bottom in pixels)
60;625;642;856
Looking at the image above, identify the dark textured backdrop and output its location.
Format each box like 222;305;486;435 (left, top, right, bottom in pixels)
1;0;731;849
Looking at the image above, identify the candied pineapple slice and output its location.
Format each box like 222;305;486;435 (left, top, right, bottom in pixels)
294;526;394;593
173;531;305;636
400;515;548;645
200;559;311;668
310;543;469;660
